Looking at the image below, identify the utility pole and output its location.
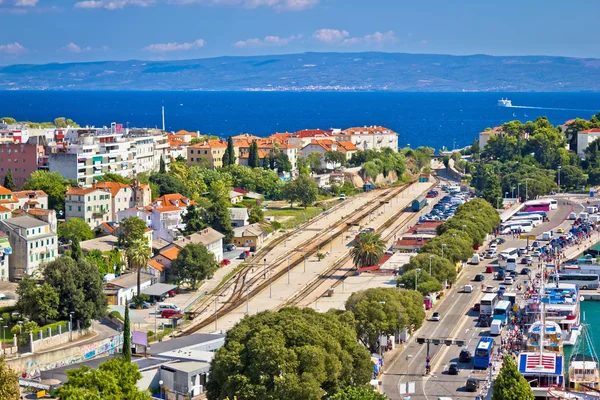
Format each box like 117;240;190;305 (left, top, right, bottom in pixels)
269;270;273;298
287;257;290;284
214;297;218;332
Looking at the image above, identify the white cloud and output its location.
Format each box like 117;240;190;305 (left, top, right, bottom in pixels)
312;29;349;44
14;0;38;6
74;0;153;9
170;0;317;11
0;42;27;54
143;39;206;52
234;34;300;48
313;29;396;46
61;42;92;53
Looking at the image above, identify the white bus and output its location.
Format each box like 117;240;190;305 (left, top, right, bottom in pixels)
510;215;543;226
500;225;532;234
505;257;518;272
480;293;499;316
500;248;518;259
547;274;600;290
548;198;558;210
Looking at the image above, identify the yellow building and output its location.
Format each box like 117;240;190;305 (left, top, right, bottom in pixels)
187;139;228;169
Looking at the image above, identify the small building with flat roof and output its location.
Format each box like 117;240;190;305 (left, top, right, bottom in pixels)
104;272;155;305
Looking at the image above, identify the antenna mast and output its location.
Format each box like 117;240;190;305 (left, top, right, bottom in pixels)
162;106;165;131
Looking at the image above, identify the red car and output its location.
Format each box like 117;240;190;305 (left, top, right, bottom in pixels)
161;309;181;319
473;303;481;312
485;266;494;273
221;259;231;266
167;290;177;297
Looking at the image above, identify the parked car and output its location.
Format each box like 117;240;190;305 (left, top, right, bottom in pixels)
129;301;151;309
473;303;480;312
473;274;484;282
521;268;531;275
485;250;497;259
238;252;249;260
459;349;472;363
448;364;460;375
465;378;480;392
504;277;514;285
161;309;181;319
557;228;565;233
224;244;237;252
485;266;494;273
431;312;441;321
221;258;231;266
167;290;177;297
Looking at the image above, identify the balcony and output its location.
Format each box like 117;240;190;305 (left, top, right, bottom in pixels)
92;209;109;218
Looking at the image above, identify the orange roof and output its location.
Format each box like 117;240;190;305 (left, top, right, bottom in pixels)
564;119;577;125
580;128;600;133
94;181;129;197
160;247;180;260
233;139;252;148
148;259;165;272
307;139;336;151
154;206;182;213
101;222;116;233
232;133;261;141
66;186;101;195
239;149;270;159
189;139;227;149
0;205;10;212
292;129;329;138
0;186;14;195
13;190;48;198
270;132;292;141
153;193;194;207
336;141;358;151
341;126;397;136
175;130;195;136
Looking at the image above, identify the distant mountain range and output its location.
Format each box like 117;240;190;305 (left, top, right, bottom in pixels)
1;52;600;92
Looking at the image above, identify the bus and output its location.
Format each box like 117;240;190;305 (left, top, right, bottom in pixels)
480;293;498;316
473;337;495;369
547;274;600;290
548;199;558;210
515;211;547;218
505;257;518;272
522;200;551;213
499;222;533;233
500;248;518;259
511;215;543;226
493;300;512;325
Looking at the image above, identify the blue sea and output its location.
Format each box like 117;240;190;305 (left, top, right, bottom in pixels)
1;91;600;150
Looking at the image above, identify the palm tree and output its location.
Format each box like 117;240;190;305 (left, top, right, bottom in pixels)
350;232;386;269
126;238;152;305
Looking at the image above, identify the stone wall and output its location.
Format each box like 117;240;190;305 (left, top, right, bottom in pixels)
32;328;92;353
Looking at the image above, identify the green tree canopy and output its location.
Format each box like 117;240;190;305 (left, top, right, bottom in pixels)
183;204;208;234
325;150;347;169
560;164;586;190
350;232;386;269
3;170;15;191
123;306;131;362
59;218;95;242
58;358;148;400
344;288;425;352
398;270;442;295
248;142;260;168
274;152;292;172
330;385;389;400
16;276;60;324
206;307;372;400
0;355;19;400
420;231;473;264
492;355;534;400
170;243;219;289
248;204;264;224
96;172;132;184
23;170;71;211
206;180;234;242
149;172;190;198
402;253;456;285
118;216;147;247
125;238;152;302
307;151;323;171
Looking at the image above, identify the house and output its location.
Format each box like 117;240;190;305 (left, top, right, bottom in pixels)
153;246;180;271
577;128;600;157
93;181;152;222
65;187;113;229
301;139;357;170
147;259;166;283
118;206;185;243
0;215;58;280
392;237;429;253
229;191;244;205
287;129;332;149
153;193;193;210
187;139;229;169
228;208;249;227
333;126;399;152
170;228;225;262
0;231;12;281
0;186;20;210
104;272;155;305
13;190;49;210
232;223;270;249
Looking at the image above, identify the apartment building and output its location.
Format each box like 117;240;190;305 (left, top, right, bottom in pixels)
65;187;113;228
0;214;58;280
0;232;12;281
187;139;228;169
235;138;299;171
577;128;600;157
118;206;185;243
287;129;332;149
14;190;49;210
301;139;358;169
333;126;398;152
93;181;152;222
0;138;46;188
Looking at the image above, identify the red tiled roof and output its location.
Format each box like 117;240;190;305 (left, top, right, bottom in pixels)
337;141;358;151
292;129;330;138
580;128;600;133
101;222;116;233
154;206;182;213
66;186;100;195
189;139;227;149
0;186;14;195
148;259;166;272
160;247;180;260
94;181;129;197
394;238;428;247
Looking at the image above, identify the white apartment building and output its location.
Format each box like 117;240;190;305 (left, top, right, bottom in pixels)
93;181;152;222
65;187;113;228
118;206;186;243
0;215;58;280
0;232;12;281
577;128;600;158
333;126;399;152
301;139;358;170
13;190;49;210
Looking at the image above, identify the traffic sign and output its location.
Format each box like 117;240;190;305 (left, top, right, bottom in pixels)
519;235;536;240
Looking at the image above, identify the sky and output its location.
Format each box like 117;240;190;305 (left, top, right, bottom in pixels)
0;0;599;65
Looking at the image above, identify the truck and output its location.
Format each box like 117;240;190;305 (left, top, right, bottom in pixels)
363;183;374;192
587;206;598;214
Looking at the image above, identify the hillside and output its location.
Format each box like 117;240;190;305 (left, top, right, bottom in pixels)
1;52;600;92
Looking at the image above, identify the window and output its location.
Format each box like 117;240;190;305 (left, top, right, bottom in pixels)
52;238;55;244
94;196;96;201
87;196;90;201
30;243;33;249
68;205;72;211
78;206;81;212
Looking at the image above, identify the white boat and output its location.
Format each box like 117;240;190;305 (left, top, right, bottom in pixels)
568;325;600;392
498;98;513;107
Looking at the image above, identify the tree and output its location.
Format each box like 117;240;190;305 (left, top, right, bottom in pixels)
44;256;108;326
123;306;131;362
274;152;292;172
281;180;300;207
362;161;381;181
58;218;95;242
16;277;59;325
86;249;110;274
350;233;386;269
170;243;218;289
324;151;347;169
23;170;70;211
560;164;586;190
159;155;166;174
248;142;260;168
420;231;473;264
3;170;14;191
58;358;148;400
206;307;372;400
296;155;311;175
149;173;189;197
307;151;323;171
36;283;60;324
0;356;19;400
183;204;208;234
589;168;600;186
294;174;319;208
70;238;83;261
345;288;424;352
223;136;236;167
118;216;147;247
398;270;442;295
482;174;502;206
97;172;132;184
402;253;457;285
206;180;234;242
126;239;152;303
492;355;533;400
0;117;16;124
248;204;264;224
330;386;389;400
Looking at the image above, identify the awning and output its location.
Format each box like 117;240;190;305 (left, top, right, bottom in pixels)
141;283;178;297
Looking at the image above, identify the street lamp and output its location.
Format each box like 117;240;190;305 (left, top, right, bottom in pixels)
415;268;421;290
517;183;521;201
159;380;164;399
263;258;267;279
441;243;447;259
511;186;515;199
269;270;273;298
525;178;529;200
557;165;562;192
69;312;74;342
429;254;434;275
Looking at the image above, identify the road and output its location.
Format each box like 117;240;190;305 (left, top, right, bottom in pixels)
382;197;573;400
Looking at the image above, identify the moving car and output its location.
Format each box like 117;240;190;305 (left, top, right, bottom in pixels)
485;250;497;259
459;349;472;363
220;259;231;266
504;277;514;285
557;228;565;233
473;274;484;282
465;378;480;392
161;309;181;319
448;364;460;375
484;286;495;293
431;312;441;321
238;251;250;260
521;267;531;275
473;303;481;312
339;194;347;200
485;266;494;273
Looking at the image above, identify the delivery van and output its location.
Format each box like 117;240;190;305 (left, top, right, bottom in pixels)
490;319;503;336
470;254;481;265
464;285;473;293
587;206;598;214
542;231;553;240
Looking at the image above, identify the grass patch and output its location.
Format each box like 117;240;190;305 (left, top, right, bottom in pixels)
264;206;322;229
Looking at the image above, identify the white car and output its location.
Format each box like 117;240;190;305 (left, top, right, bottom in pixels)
485;250;497;259
533;250;542;257
504;277;514;285
484;286;495;293
431;312;441;321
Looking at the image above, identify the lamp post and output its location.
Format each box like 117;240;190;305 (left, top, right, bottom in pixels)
154;304;157;337
287;257;290;284
517;183;521;201
557;165;562;192
69;311;74;342
415;268;421;290
159;380;164;399
429;254;434;276
263;258;267;279
525;178;529;200
214;297;218;332
441;243;447;259
303;254;306;273
269;270;273;298
511;186;515;199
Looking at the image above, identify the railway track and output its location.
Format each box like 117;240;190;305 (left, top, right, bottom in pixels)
283;179;438;308
180;182;415;334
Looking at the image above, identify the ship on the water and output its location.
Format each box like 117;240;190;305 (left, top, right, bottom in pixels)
498;98;513;107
